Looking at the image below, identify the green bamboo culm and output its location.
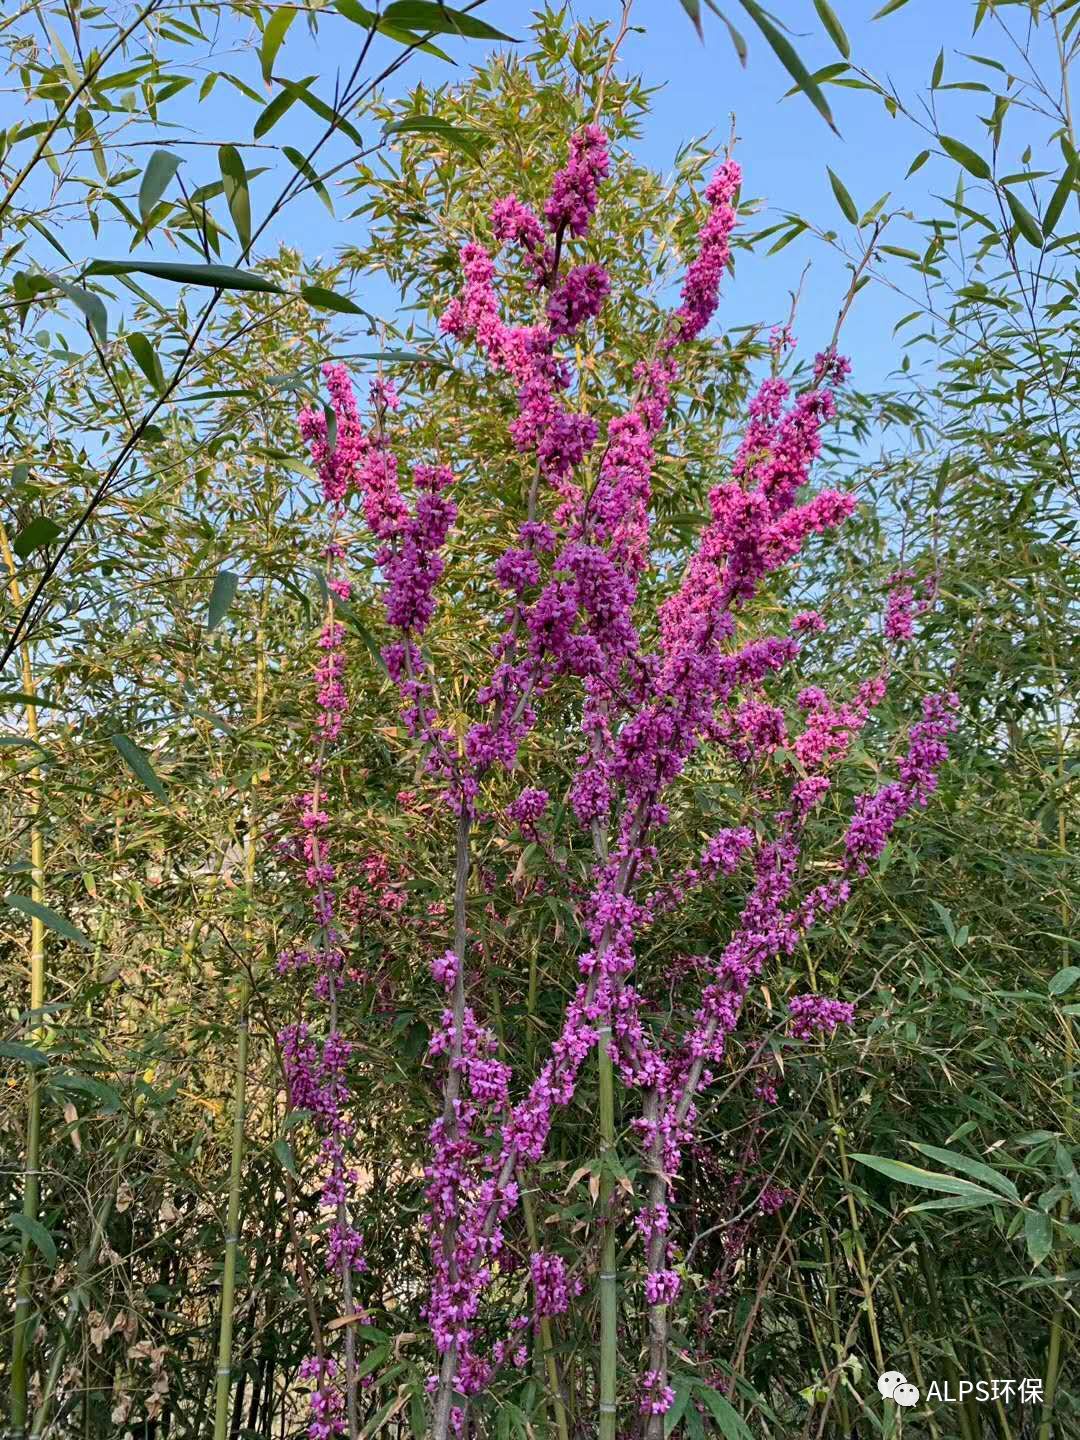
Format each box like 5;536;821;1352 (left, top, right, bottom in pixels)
212;606;265;1440
3;521;45;1440
213;980;251;1440
597;1026;618;1440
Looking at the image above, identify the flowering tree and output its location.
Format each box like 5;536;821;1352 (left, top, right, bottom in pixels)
282;104;958;1440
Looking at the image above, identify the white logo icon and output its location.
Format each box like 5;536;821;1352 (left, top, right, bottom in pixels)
878;1371;920;1406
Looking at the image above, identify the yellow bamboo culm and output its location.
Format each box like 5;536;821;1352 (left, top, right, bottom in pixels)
1;520;46;1440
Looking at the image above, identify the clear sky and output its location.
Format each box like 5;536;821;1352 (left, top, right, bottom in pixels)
17;2;1061;393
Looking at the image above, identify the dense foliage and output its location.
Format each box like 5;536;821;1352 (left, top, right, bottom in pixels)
1;4;1076;1440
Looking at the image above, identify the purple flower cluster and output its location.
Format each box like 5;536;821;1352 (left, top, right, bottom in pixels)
788;993;856;1041
529;1251;572;1318
291;123;962;1438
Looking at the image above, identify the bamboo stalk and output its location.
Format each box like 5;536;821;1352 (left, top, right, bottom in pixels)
212;598;267;1440
2;521;46;1440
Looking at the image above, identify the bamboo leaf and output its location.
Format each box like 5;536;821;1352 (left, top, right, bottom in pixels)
1043;165;1076;235
696;1386;754;1440
137;149;181;225
5;895;91;950
827;167;859;223
663;1380;692;1436
814;0;850;58
282;145;335;215
1024;1209;1053;1265
0;1041;48;1066
110;734;167;801
12;518;61;558
381;2;517;40
253;83;303;139
6;1214;57;1267
333;0;453;61
940;134;992;180
301;284;366;315
126;332;165;392
1004;187;1043;247
677;0;704;38
260;6;296;83
735;0;837;132
1049;965;1080;995
206;569;240;630
272;1139;297;1175
909;1144;1020;1202
218;145;252;250
86;259;283;293
50;277;107;343
383;115;485;159
0;692;64;709
852;1153;1000;1200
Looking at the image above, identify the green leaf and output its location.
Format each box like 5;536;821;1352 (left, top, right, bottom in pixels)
873;0;911;15
1049;965;1080;996
1004;187;1043;247
906;149;930;178
1043;166;1076;235
274;78;366;147
931;47;944;88
663;1380;692;1437
138;149;181;225
814;0;850;58
0;1041;48;1066
50;277;107;343
909;1144;1020;1202
272;1139;297;1175
906;1193;1000;1212
253;83;304;139
206;569;240;630
827;167;859;223
852;1153;1000;1200
735;0;837;132
282;145;335;215
301;284;365;315
696;1387;754;1440
381;2;516;40
110;733;167;801
6;1214;57;1267
260;6;295;83
677;0;704;39
5;895;91;950
1025;1209;1053;1266
126;332;165;392
13;517;61;558
383;115;484;159
218;145;252;250
0;692;64;710
86;259;283;293
940;134;992;180
333;0;454;62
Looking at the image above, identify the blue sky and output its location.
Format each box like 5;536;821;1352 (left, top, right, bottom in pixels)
204;0;1053;392
19;2;1062;392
